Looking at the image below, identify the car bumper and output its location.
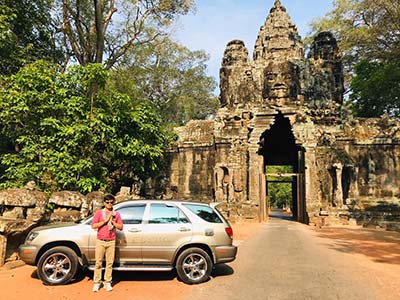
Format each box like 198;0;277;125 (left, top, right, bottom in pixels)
18;244;39;265
214;245;237;263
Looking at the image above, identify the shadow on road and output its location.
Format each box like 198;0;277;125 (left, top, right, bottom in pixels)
268;208;294;221
79;263;234;285
211;263;234;277
315;226;400;265
268;208;400;266
30;267;93;285
111;270;177;283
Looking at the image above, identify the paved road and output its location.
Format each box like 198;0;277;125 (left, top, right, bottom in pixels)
182;210;399;300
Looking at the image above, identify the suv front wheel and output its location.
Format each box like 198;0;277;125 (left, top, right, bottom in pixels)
37;246;79;285
176;247;213;284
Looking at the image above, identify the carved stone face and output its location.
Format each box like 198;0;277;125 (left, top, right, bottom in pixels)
312;31;338;61
263;61;299;99
222;40;249;66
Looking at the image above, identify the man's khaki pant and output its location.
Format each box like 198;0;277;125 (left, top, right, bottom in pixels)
93;239;116;283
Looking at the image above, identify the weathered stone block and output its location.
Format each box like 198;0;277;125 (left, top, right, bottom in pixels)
2;207;24;219
86;191;104;213
0;189;47;207
49;209;81;223
0;234;6;267
49;191;86;208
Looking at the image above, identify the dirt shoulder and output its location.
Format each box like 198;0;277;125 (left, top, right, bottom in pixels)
0;222;261;300
313;225;400;298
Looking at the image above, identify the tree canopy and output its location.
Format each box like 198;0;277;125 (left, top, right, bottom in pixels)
0;0;63;75
0;61;175;193
0;0;218;193
350;60;400;117
110;37;218;125
55;0;195;69
266;166;293;209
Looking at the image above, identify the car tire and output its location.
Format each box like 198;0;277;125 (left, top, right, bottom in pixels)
37;246;79;285
176;247;213;284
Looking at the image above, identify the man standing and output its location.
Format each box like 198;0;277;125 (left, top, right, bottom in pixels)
91;194;123;292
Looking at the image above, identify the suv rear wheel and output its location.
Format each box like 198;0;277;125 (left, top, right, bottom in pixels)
176;247;213;284
37;246;78;285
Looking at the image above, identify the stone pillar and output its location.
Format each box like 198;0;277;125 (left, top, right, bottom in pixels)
182;148;193;197
304;147;320;215
248;145;261;205
258;155;267;221
333;162;343;207
0;234;6;267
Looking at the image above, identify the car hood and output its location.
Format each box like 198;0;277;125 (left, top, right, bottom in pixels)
33;222;79;232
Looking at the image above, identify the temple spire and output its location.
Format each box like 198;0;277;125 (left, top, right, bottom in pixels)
254;0;303;62
270;0;286;13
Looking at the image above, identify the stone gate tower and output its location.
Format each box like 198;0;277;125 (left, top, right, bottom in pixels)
167;0;400;227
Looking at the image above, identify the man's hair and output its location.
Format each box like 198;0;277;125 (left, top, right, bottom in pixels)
103;194;115;202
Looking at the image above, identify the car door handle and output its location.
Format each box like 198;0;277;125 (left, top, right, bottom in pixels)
178;227;191;232
128;228;141;232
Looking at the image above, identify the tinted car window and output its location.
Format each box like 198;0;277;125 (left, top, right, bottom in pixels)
149;204;189;224
183;204;223;223
117;205;146;224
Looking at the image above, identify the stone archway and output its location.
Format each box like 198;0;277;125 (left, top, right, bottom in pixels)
258;113;307;223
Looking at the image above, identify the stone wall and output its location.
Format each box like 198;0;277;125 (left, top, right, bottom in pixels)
0;185;140;267
166;0;400;232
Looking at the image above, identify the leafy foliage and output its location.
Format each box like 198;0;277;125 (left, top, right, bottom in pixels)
266;166;293;209
350;60;400;117
0;0;63;75
0;61;176;193
0;0;218;195
110;37;218;125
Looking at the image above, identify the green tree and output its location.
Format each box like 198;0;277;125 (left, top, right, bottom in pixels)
110;37;218;125
350;60;400;117
0;60;175;193
266;166;292;209
0;0;62;75
56;0;195;69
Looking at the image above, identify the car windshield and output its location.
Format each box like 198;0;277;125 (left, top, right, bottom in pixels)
183;204;223;223
79;215;93;224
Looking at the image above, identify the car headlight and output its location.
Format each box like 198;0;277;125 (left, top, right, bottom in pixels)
26;232;39;243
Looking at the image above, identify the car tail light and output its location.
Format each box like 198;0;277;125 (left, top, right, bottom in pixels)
225;227;233;238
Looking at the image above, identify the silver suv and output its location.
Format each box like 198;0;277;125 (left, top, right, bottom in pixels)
19;200;237;285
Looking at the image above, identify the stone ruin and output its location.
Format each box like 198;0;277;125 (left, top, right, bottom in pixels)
0;183;141;267
1;0;400;268
167;0;400;230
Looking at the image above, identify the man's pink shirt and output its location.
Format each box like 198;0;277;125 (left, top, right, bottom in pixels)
92;209;123;240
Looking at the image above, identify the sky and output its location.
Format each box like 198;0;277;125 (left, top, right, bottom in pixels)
174;0;334;93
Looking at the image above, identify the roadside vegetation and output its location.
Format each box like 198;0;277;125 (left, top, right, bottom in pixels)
0;0;217;194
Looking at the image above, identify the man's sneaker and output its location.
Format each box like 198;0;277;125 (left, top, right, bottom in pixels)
104;282;113;292
92;283;101;292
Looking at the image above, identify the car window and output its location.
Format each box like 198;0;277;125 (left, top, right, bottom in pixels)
183;204;223;223
117;205;146;224
149;204;190;224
